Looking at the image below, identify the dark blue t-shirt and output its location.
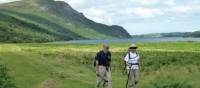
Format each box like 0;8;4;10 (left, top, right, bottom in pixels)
95;51;111;67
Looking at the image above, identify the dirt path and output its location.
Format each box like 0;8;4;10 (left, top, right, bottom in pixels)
38;79;57;88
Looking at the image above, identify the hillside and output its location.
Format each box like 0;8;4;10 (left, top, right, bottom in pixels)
188;31;200;37
132;31;200;38
0;0;131;43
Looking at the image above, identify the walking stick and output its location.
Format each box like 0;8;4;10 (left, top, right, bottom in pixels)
126;67;131;88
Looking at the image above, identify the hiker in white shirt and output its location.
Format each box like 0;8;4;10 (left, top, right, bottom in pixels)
124;44;141;88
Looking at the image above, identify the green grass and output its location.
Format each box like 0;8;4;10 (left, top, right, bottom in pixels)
0;42;200;88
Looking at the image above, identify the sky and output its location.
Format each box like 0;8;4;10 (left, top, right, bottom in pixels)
1;0;200;35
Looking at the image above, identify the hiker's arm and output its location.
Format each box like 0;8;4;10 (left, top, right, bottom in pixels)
124;54;130;67
96;60;99;74
109;61;111;70
126;61;131;68
95;52;100;74
109;53;112;70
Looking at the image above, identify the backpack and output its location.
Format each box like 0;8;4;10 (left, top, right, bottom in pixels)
128;51;138;60
123;51;139;69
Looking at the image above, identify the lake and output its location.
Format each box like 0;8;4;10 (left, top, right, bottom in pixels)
49;37;200;44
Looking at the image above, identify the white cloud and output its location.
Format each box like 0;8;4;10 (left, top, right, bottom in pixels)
165;6;193;13
0;0;20;3
129;0;177;6
164;0;176;6
191;0;200;4
126;5;196;19
82;8;113;24
123;7;163;18
129;0;159;5
173;6;193;13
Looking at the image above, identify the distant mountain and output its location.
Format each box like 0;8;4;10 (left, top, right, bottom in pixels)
132;31;200;38
0;0;131;43
187;31;200;37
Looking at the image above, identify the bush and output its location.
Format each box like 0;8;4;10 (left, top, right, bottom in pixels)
0;64;16;88
151;79;192;88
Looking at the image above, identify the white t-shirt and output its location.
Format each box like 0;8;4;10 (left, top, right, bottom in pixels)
124;52;140;69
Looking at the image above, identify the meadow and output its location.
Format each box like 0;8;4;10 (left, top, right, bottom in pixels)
0;42;200;88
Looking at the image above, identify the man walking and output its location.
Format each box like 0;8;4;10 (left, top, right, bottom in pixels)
95;44;112;88
124;44;141;88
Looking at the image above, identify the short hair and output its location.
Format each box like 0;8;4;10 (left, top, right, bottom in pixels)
103;44;109;49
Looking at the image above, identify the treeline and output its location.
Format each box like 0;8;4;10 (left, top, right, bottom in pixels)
132;31;200;38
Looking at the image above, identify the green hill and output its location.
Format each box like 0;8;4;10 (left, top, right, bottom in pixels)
188;31;200;37
0;0;131;43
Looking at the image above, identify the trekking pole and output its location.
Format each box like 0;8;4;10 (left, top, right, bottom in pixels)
122;61;127;75
126;66;131;88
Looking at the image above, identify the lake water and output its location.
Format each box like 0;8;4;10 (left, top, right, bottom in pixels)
50;37;200;44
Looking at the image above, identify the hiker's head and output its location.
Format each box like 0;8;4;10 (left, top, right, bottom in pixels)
103;44;109;52
129;44;138;52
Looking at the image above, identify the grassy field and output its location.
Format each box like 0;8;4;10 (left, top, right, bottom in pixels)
0;42;200;88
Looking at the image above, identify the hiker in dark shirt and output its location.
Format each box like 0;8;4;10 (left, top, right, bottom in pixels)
95;44;112;88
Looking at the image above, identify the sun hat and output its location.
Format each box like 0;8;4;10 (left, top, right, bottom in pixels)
129;44;138;49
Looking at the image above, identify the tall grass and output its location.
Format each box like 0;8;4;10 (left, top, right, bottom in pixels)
0;42;200;88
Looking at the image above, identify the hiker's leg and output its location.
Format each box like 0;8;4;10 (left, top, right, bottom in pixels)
134;69;140;85
96;75;102;88
105;68;112;88
96;66;106;88
130;70;136;88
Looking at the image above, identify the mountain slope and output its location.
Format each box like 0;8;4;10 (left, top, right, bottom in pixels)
0;0;131;43
187;31;200;37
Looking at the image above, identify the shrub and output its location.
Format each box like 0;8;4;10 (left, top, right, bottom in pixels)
0;64;16;88
151;79;192;88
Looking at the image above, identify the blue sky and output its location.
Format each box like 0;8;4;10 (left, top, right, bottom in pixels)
1;0;200;35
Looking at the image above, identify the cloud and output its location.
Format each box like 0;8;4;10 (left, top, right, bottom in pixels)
122;7;163;18
164;0;176;6
129;0;159;5
121;5;195;19
129;0;176;6
81;8;113;24
0;0;20;3
172;6;193;13
165;6;193;13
